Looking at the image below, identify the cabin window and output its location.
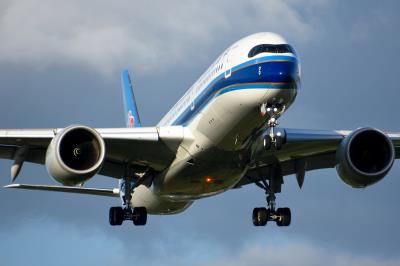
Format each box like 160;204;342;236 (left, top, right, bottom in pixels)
248;44;296;58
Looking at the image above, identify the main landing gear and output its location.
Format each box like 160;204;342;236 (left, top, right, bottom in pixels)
109;171;148;226
109;206;147;226
252;166;291;227
252;198;291;227
261;104;285;150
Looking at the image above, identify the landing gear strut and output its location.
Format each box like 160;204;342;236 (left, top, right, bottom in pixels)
109;168;148;226
252;166;291;227
261;104;285;150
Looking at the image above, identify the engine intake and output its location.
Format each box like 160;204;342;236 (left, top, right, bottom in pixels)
46;125;106;186
336;127;394;188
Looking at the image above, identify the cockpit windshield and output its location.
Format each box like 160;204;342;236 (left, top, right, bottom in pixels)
248;44;296;58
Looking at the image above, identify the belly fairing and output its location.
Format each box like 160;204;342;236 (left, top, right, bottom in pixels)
153;146;248;201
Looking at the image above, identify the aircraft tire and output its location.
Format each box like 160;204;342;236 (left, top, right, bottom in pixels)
109;206;124;226
276;207;291;227
275;136;283;150
133;207;147;226
252;208;260;226
263;136;272;150
252;207;268;226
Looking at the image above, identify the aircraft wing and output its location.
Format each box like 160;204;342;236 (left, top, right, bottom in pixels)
237;128;400;188
4;183;119;197
0;126;188;180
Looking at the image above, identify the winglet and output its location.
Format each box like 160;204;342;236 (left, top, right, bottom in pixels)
121;70;142;128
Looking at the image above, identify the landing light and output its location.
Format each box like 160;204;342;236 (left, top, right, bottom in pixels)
205;176;214;184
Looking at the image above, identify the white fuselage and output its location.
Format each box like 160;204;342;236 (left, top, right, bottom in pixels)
132;32;300;214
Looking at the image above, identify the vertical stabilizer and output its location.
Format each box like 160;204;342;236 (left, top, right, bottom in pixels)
121;70;142;128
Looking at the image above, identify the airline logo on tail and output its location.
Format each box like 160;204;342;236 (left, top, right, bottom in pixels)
127;110;135;128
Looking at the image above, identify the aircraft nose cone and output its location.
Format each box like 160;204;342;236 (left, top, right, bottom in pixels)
264;60;298;83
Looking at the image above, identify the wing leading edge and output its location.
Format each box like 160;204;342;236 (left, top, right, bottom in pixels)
0;126;190;180
238;128;400;188
4;183;119;197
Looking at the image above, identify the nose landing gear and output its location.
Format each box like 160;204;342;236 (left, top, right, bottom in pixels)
261;104;285;150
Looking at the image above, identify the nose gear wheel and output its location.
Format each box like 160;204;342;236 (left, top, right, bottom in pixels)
261;104;285;150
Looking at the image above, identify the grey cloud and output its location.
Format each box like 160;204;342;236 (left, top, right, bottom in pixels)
0;0;328;77
201;241;400;266
3;218;398;266
0;219;126;266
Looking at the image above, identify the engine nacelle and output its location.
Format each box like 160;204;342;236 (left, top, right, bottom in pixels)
45;125;106;186
336;127;395;188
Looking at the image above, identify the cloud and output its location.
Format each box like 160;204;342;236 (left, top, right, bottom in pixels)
0;0;328;77
349;8;391;42
201;241;400;266
0;218;126;266
2;216;399;266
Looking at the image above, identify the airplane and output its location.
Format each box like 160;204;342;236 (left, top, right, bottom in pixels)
2;32;399;227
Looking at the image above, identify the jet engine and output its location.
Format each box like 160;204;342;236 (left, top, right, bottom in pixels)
45;125;106;186
336;127;395;188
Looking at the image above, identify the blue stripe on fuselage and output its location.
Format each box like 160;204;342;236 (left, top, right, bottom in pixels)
170;55;299;126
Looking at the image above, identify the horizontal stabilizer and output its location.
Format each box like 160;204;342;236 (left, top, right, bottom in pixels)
4;183;119;197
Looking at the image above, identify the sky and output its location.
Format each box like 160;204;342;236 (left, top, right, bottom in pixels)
1;0;400;265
